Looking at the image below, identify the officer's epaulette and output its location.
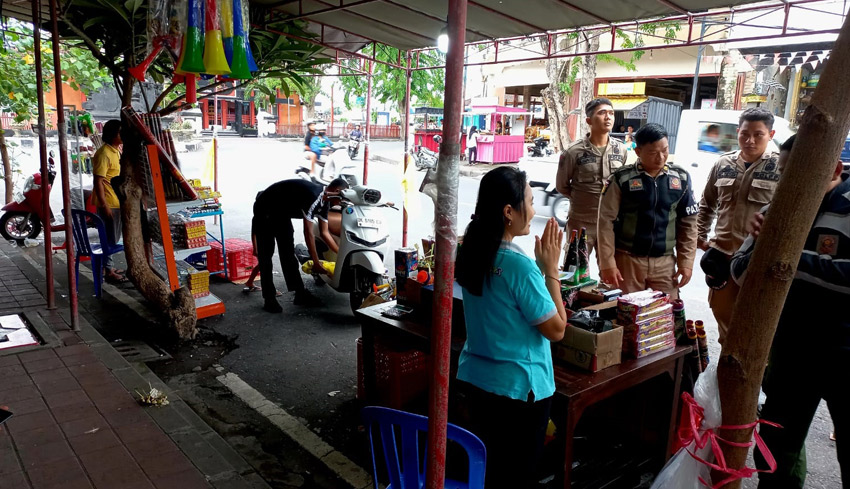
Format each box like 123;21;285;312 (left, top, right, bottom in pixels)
667;164;691;182
609;136;624;144
611;163;639;183
721;150;737;157
566;139;584;150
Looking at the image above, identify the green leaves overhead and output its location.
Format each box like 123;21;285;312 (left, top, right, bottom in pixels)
56;0;333;111
337;44;445;114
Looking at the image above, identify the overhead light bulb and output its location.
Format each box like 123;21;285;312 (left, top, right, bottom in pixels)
438;28;449;54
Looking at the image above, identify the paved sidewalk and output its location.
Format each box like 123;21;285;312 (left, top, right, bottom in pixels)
0;245;268;489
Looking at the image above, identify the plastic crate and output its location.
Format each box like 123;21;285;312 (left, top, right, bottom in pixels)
207;238;257;281
356;337;429;409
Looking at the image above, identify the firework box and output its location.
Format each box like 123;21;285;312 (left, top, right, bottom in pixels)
555;319;623;372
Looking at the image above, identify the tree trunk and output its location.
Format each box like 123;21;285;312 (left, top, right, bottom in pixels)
540;35;573;152
118;118;198;339
306;104;316;121
0;130;12;204
578;35;600;139
715;13;850;487
716;49;742;110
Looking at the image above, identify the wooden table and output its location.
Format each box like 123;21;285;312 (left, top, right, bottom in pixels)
356;301;691;488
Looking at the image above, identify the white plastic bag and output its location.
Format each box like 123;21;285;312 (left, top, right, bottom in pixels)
651;362;721;489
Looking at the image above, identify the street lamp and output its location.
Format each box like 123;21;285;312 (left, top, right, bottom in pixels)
437;28;449;53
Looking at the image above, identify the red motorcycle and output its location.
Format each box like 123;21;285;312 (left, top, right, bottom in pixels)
0;152;57;241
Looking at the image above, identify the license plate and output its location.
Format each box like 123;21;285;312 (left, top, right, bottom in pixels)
357;218;382;228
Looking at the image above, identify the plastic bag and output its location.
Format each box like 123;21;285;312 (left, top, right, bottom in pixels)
650;362;721;489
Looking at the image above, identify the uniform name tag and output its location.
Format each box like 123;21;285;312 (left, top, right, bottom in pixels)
669;176;681;190
609;153;624;164
629;179;644;191
753;171;780;182
817;234;839;256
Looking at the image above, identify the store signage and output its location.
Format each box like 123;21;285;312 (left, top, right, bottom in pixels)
598;82;646;96
741;95;767;103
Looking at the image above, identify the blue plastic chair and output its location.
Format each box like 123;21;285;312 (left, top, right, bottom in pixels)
361;406;486;489
70;209;124;298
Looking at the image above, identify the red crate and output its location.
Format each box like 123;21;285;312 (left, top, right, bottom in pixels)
356;336;429;409
207;238;258;281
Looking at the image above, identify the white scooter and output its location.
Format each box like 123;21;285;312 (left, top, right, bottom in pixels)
296;141;361;187
295;186;395;313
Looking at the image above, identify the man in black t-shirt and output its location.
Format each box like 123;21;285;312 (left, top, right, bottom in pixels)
303;122;317;174
252;177;349;312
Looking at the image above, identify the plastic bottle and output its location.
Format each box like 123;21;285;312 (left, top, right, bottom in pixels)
24;239;39;248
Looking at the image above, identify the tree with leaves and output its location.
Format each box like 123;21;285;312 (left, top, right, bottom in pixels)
54;0;332;337
0;20;111;203
337;44;445;122
541;22;680;151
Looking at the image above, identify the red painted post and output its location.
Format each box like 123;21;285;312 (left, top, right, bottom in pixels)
363;59;373;185
425;0;466;487
49;0;78;328
32;0;56;309
402;52;412;248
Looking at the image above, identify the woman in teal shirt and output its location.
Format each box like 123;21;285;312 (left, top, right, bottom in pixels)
456;167;568;488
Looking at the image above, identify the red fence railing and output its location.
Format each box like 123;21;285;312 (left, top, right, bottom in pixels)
0;114;32;131
275;122;401;139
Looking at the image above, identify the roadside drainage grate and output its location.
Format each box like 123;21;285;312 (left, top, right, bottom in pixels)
112;340;172;363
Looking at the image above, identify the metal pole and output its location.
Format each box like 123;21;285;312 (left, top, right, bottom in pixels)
213;137;218;225
426;0;466;487
72;109;83;204
49;0;78;328
363;60;373;185
690;20;709;110
32;0;56;309
402;52;412;248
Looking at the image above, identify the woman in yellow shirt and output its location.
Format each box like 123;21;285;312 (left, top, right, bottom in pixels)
91;120;126;283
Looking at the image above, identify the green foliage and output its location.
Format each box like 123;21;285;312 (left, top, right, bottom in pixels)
0;21;108;122
57;0;335;110
557;21;681;97
337;44;445;113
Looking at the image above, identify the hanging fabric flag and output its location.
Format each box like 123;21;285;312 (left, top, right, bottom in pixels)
811;58;820;70
779;63;789;74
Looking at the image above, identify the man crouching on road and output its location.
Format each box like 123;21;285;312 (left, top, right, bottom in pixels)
597;123;699;299
252;177;349;312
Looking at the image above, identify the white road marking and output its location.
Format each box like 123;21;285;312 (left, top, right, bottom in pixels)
216;371;373;489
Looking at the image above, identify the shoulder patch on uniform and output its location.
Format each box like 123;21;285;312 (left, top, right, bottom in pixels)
669;176;682;190
817;234;839;256
718;166;738;179
629;178;644;191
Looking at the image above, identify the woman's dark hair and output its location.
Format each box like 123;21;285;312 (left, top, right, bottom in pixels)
468;125;477;136
456;166;527;296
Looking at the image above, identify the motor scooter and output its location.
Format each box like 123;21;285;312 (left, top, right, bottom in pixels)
0;152;57;241
413;135;441;171
347;136;362;160
527;136;554;157
295;186;395;314
296;141;362;187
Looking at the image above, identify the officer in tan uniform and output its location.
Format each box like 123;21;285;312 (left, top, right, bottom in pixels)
697;107;782;343
556;98;627;259
597;123;699;300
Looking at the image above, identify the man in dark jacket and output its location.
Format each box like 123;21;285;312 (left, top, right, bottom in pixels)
731;134;849;488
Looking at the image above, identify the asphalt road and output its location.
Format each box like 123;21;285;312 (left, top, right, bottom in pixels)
12;135;840;487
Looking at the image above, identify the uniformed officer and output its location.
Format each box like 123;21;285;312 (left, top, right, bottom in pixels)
697;107;781;343
731;134;849;488
597;123;699;299
556;98;627;259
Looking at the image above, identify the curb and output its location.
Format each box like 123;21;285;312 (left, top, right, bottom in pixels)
11;249;271;489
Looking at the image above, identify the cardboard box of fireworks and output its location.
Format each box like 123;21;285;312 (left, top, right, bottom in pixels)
555;301;624;372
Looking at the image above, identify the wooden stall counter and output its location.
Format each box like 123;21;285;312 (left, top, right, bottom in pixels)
355;300;691;488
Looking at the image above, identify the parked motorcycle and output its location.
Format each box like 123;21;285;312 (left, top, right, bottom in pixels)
413;135;441;171
0;152;57;241
527;136;554;157
296;141;362;187
295;185;395;313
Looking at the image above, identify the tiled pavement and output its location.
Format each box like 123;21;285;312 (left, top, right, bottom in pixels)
0;246;269;489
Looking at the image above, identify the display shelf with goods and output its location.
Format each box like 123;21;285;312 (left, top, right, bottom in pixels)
139;134;225;319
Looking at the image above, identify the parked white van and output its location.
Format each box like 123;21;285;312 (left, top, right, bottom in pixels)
672;109;795;199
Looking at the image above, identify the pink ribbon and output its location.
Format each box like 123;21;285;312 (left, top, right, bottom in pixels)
677;392;782;488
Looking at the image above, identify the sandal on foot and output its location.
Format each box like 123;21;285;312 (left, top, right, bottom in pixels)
242;285;261;294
